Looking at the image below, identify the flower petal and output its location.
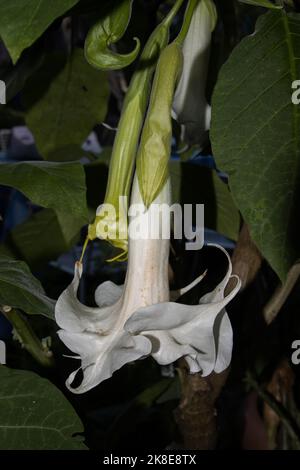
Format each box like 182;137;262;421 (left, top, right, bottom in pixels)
58;329;152;394
55;262;120;333
125;275;239;332
170;270;207;301
125;248;241;376
95;281;123;307
213;310;233;374
145;329;196;366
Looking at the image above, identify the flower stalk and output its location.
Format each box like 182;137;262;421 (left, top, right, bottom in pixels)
1;306;54;368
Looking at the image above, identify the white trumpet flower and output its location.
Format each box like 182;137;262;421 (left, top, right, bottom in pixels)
55;174;240;393
55;177;170;393
173;0;217;146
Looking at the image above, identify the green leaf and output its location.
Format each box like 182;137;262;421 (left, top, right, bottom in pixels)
212;171;240;241
238;0;283;8
211;11;300;280
0;0;80;63
0;256;54;318
24;49;109;160
0;367;86;450
0;160;88;220
10;209;81;268
45;144;92;163
85;0;140;70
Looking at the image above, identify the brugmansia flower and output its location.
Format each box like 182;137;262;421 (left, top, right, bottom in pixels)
55;177;170;393
173;0;217;146
55;36;240;394
55;174;240;393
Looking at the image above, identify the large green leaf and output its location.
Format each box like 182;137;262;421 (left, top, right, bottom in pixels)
0;160;88;220
0;256;54;318
0;0;80;63
0;367;86;450
10;209;81;268
25;49;109;161
211;11;300;280
210;170;240;241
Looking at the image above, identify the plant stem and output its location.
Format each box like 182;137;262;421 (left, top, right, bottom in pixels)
263;262;300;324
174;359;229;449
1;306;54;368
245;372;300;448
225;223;262;295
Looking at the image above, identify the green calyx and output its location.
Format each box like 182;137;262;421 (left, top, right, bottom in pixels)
88;198;128;261
137;42;183;208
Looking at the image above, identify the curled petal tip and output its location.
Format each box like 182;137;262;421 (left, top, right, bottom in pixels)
75;261;83;272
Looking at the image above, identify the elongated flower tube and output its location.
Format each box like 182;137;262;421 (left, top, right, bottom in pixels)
173;0;217;146
88;0;185;258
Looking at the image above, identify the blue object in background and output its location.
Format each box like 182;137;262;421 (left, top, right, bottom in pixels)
204;228;235;251
189;152;216;169
0;313;12;341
